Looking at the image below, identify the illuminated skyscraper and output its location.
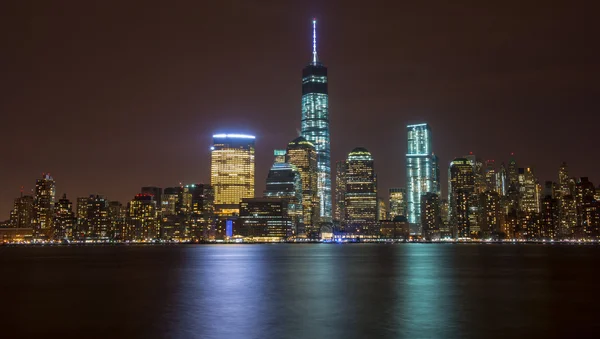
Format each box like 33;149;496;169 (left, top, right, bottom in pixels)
301;19;331;221
86;195;110;240
54;194;75;240
75;197;88;240
421;193;440;240
406;123;439;232
10;193;34;228
264;161;303;235
334;160;348;225
518;168;541;214
448;158;475;238
33;173;56;239
388;188;407;219
210;134;255;214
127;194;159;241
286;137;320;235
344;148;377;235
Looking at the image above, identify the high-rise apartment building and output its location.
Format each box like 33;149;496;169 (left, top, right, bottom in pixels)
33;174;56;239
10;193;34;228
343;148;377;235
86;195;110;240
211;134;255;214
54;194;75;240
518;168;541;213
406;123;439;232
301;19;331;221
420;193;440;240
127;194;159;241
448;158;474;238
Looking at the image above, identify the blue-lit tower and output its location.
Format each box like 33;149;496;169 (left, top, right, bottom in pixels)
301;18;331;221
406;123;440;233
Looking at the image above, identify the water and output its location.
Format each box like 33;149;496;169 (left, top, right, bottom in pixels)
1;244;599;338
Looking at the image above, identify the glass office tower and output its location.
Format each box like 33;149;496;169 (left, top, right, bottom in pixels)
210;134;256;208
406;123;439;232
301;19;331;221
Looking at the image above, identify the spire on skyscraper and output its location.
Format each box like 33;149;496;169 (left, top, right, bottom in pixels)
312;18;318;64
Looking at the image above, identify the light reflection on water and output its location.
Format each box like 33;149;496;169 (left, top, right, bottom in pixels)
1;244;599;338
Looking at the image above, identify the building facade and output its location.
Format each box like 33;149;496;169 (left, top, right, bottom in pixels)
343;148;377;235
301;19;331;221
406;123;439;233
211;134;255;214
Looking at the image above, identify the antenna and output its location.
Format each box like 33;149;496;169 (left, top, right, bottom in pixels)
312;18;318;64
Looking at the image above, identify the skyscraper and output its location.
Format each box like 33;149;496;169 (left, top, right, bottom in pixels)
421;193;440;240
33;173;56;239
406;123;439;232
287;137;320;235
334;160;348;225
10;193;34;228
388;188;407;219
518;168;541;214
343;148;377;235
127;194;159;241
54;194;75;240
264;162;303;235
448;158;475;238
86;195;110;240
210;133;255;214
301;19;331;221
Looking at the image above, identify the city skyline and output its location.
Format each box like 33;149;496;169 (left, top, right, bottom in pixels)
1;1;595;218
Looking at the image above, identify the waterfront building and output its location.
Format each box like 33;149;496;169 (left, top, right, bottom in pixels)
108;201;126;241
540;194;559;240
86;195;110;240
10;193;34;228
406;123;439;233
127;194;159;241
33;173;56;240
235;198;293;241
378;198;387;221
301;19;331;221
380;216;410;240
141;187;162;215
479;191;502;239
54;194;75;240
448;158;474;238
343;148;377;235
211;134;255;215
420;193;440;240
75;197;88;240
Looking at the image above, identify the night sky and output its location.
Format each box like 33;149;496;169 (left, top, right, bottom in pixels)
1;0;595;217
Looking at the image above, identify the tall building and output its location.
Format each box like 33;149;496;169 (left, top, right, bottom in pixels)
33;174;56;239
540;194;559;240
184;184;214;240
344;148;377;235
420;193;440;240
300;19;331;221
377;198;387;221
479;191;501;239
406;123;439;232
75;197;88;240
484;160;497;193
287;137;320;235
86;195;110;240
10;193;34;228
127;194;159;241
141;187;162;214
518;168;541;214
448;158;474;238
264;162;303;235
211;133;255;214
388;188;407;219
334;160;348;224
108;201;126;240
54;194;75;240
